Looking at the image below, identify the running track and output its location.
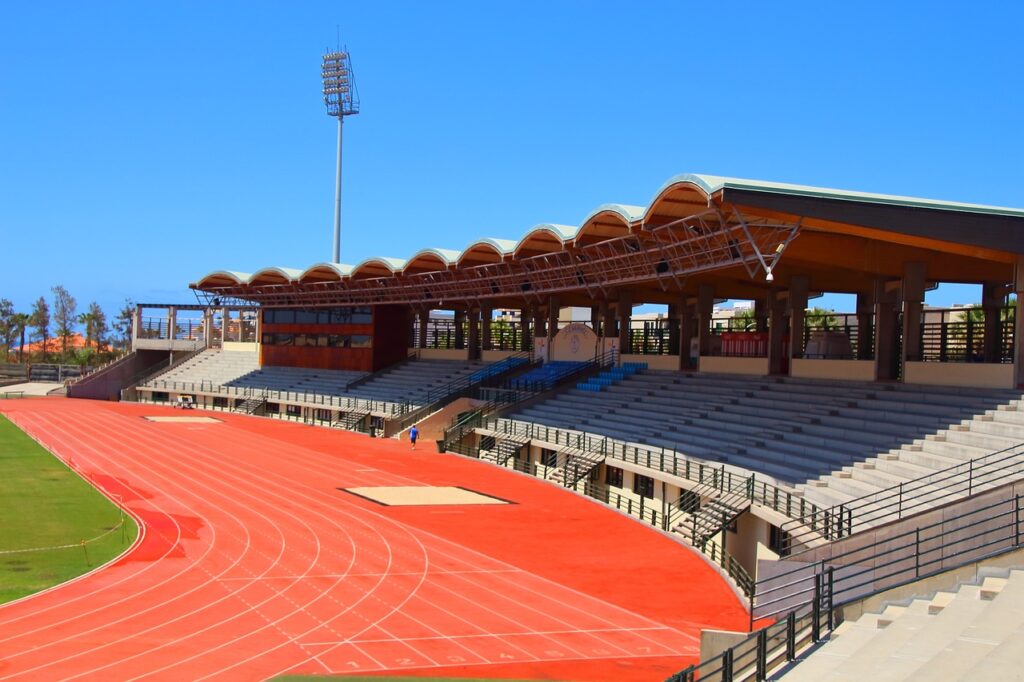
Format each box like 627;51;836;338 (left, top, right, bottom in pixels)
0;398;748;681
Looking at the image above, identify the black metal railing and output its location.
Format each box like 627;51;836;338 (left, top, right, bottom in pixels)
802;312;873;360
779;439;1024;554
917;306;1015;364
440;350;618;450
480;418;827;531
628;319;678;356
669;492;1024;682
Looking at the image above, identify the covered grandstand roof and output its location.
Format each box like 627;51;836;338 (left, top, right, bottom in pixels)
192;173;1024;306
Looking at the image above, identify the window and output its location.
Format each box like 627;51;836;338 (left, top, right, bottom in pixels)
265;402;279;414
351;335;372;348
261;333;274;345
277;333;293;346
213;397;228;408
315;409;332;421
153;391;169;403
294;334;308;347
606;466;623;487
541;449;558;467
316;335;329;347
285;404;301;416
633;474;654;499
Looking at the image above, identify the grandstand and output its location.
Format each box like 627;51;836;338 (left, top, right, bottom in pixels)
66;172;1024;679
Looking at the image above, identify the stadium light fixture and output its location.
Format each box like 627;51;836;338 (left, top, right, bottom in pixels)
323;48;360;263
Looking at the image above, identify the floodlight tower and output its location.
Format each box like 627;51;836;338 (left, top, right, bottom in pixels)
322;48;360;263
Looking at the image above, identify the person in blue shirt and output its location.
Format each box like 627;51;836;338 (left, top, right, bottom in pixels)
409;425;419;450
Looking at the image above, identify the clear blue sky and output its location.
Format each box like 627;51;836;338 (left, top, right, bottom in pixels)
2;1;1022;320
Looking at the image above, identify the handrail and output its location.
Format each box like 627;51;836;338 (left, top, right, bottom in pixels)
440;350;618;450
394;350;538;425
141;379;408;417
780;438;1024;553
668;492;1024;682
140;346;207;385
66;350;131;385
477;416;828;532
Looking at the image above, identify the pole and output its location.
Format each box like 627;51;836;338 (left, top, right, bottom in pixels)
332;115;344;263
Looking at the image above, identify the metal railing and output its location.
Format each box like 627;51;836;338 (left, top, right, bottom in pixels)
441;350;618;450
142;379;409;417
391;350;536;432
669;492;1024;682
478;418;827;531
628;319;678;356
917;305;1015;364
802;312;873;360
66;351;132;385
779;438;1024;553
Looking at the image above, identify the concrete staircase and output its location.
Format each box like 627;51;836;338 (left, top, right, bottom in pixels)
776;568;1024;680
502;369;1022;509
546;446;605;487
798;399;1024;526
674;489;751;546
144;349;261;388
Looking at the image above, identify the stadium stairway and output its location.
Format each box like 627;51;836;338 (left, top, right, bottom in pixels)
775;567;1024;680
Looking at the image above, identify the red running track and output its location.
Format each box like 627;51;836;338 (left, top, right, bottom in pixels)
0;398;748;681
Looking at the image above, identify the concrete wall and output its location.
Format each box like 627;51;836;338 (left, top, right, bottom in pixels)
133;338;204;352
400;397;484;445
699;356;770;375
791;358;876;382
904;361;1014;389
755;478;1024;619
620;353;679;371
550;323;599;362
68;350;168;401
222;342;259;353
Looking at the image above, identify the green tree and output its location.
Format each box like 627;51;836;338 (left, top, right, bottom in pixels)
0;299;14;361
806;306;839;330
29;297;50;361
78;302;108;352
730;307;758;331
11;313;30;363
112;299;134;351
51;285;77;361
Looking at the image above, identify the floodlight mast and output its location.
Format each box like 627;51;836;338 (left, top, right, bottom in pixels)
322;48;360;263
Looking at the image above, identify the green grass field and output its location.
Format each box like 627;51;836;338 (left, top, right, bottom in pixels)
0;414;138;603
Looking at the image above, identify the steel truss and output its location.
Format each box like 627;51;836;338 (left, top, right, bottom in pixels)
193;209;800;307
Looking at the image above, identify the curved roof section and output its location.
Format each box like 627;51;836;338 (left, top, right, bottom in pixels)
248;266;303;285
575;203;644;245
193;270;252;288
403;248;462;274
350;256;408;279
457;237;516;265
298;262;354;283
193;173;1024;291
514;223;578;255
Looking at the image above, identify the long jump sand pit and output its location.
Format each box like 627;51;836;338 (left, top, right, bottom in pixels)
343;485;512;506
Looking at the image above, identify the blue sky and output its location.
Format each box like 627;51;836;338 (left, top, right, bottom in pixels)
1;1;1022;319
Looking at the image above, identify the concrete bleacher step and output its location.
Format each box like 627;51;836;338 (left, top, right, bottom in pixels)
778;570;1024;681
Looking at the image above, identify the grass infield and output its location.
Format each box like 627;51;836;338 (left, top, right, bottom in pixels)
0;414;138;603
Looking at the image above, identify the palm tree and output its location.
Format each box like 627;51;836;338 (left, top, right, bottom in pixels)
11;313;30;363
